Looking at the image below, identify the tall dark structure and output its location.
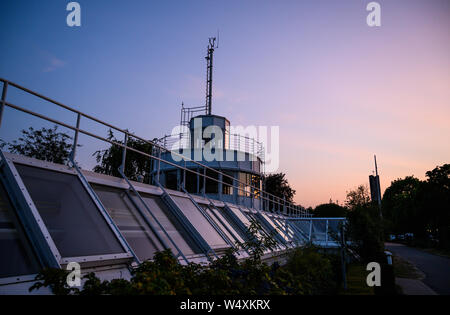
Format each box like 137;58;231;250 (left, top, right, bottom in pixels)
205;37;217;115
369;155;382;217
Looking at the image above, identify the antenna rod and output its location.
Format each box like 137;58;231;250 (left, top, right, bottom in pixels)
205;37;216;115
374;155;378;176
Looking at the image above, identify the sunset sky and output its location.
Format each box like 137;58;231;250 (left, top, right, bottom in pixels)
0;0;449;207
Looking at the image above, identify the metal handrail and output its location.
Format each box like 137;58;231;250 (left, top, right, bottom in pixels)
0;78;311;218
156;132;265;161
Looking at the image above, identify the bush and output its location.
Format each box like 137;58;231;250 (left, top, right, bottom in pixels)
285;246;338;295
30;247;341;295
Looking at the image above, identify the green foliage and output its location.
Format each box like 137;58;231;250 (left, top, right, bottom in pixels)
264;173;296;203
1;126;75;164
382;164;450;249
423;164;450;249
382;176;423;236
93;129;153;182
29;221;340;295
242;218;278;261
343;185;385;263
29;268;79;295
345;204;385;262
345;185;371;210
284;246;338;295
313;202;347;218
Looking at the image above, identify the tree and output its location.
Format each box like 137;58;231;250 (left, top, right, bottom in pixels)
1;126;75;164
313;203;347;218
345;184;371;210
93;130;154;183
423;164;450;249
381;165;450;249
381;176;425;237
343;185;385;262
263;173;296;203
263;173;296;213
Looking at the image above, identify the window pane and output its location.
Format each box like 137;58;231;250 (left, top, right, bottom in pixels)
228;206;268;241
272;217;295;241
246;212;276;241
260;213;287;239
222;171;233;195
228;205;252;227
200;204;243;244
171;195;228;249
205;170;218;194
134;193;200;256
185;171;198;194
218;207;250;243
164;170;177;191
15;164;124;258
291;220;311;240
312;220;327;241
92;184;162;261
0;183;41;278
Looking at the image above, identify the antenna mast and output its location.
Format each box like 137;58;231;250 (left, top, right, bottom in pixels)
374;155;379;176
205;37;217;115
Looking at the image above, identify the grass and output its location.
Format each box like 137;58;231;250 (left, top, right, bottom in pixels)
339;264;374;295
392;255;423;279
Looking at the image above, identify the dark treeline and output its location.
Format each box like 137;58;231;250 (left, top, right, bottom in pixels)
382;164;450;250
311;164;450;251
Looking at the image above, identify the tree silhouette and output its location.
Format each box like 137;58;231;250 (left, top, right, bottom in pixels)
1;126;74;164
93;130;154;183
345;185;371;210
264;172;295;201
313;202;347;218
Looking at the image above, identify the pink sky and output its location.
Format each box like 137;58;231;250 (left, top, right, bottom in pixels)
1;1;448;208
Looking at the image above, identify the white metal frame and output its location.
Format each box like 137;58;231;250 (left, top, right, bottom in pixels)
2;151;134;269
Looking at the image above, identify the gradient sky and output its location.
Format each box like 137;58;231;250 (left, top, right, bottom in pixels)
0;0;449;207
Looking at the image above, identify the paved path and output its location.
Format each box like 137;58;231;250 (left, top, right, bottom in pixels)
385;243;450;295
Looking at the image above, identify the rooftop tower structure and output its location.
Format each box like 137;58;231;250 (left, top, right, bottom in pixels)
154;38;265;209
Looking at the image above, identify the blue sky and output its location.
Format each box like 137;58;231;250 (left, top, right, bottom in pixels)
1;0;449;206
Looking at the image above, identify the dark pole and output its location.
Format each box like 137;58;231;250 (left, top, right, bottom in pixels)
205;38;216;115
341;224;348;290
374;155;383;218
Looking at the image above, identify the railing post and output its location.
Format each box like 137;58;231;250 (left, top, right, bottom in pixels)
157;146;161;183
182;160;186;190
120;133;128;173
196;167;200;193
202;167;206;194
71;113;81;160
218;172;223;201
325;219;329;246
309;219;313;242
0;81;8;129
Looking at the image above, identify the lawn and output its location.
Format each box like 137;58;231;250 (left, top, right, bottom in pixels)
339;264;374;295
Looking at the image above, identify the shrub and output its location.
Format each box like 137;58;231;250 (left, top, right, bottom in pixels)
29;246;340;295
